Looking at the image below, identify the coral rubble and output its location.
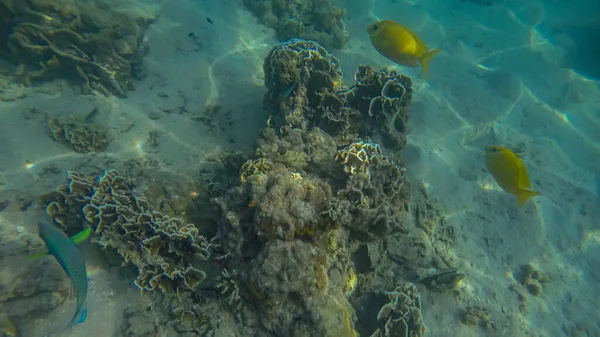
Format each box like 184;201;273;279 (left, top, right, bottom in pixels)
0;0;155;96
243;0;348;49
46;170;211;294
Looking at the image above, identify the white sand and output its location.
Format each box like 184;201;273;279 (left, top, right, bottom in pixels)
0;0;599;336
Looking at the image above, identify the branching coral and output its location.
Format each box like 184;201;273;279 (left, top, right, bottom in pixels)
46;169;210;294
0;0;155;96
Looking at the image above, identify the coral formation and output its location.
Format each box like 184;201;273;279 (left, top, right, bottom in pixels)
332;139;409;241
48;117;109;153
263;38;343;130
371;283;427;337
46;169;211;294
243;0;348;49
263;39;412;149
516;263;551;296
0;0;155;96
209;39;415;336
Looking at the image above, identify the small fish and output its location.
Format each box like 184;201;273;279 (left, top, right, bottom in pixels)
282;83;296;99
367;20;441;79
36;221;90;327
206;17;213;25
485;146;542;208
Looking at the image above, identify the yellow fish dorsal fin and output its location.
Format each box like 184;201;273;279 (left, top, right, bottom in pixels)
518;189;542;208
418;48;442;80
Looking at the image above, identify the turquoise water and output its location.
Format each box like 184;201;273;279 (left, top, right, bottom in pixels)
0;0;598;336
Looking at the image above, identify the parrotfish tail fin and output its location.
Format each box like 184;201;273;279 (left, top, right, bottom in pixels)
518;189;542;208
419;48;442;80
69;228;92;245
68;305;87;328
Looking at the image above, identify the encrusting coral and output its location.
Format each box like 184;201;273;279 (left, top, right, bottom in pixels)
243;0;348;49
45;169;211;294
0;0;155;96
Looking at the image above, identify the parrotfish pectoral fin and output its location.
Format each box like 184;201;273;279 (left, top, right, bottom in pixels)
518;189;542;208
68;305;87;328
419;48;442;80
29;251;49;259
69;228;92;245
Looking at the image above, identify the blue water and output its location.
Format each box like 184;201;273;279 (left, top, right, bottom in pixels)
0;0;598;336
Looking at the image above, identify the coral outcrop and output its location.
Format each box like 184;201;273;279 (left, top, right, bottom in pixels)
0;0;155;96
371;283;427;337
211;39;413;336
243;0;348;49
263;39;412;149
45;170;211;294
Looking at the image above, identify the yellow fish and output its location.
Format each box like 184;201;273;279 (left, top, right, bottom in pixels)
485;145;542;208
367;20;441;79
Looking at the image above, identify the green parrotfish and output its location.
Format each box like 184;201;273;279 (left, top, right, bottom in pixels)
36;221;90;327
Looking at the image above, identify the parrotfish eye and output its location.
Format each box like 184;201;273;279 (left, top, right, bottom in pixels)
373;24;379;30
490;147;498;152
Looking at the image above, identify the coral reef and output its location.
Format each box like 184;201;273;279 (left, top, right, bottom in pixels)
371;283;427;337
263;39;412;149
209;39;416;336
48;117;109;153
243;0;348;49
45;169;211;294
0;0;155;96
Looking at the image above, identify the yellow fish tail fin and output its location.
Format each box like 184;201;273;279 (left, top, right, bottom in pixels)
419;48;442;79
518;189;542;208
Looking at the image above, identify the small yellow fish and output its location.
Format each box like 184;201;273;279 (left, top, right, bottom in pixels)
485;145;542;208
367;20;441;79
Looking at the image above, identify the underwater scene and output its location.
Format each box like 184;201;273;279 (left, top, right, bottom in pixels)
0;0;598;336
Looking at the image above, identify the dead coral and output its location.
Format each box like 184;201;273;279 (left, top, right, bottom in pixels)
0;0;155;96
46;169;211;294
370;283;427;337
48;117;109;153
243;0;348;49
